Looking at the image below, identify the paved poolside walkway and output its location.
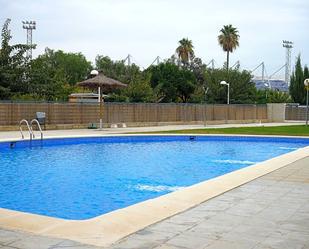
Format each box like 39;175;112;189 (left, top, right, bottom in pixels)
0;122;305;141
1;155;308;249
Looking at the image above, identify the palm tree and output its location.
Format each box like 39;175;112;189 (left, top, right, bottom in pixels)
218;25;239;71
176;38;194;65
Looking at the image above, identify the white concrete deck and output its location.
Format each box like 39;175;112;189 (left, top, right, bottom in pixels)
0;122;305;141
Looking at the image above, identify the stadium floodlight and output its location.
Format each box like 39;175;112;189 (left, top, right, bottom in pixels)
22;20;36;59
282;40;293;86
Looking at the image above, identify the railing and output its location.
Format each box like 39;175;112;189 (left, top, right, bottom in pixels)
19;119;44;141
19;119;33;140
30;119;43;140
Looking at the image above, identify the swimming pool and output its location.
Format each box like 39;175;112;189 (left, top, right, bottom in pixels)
1;135;308;220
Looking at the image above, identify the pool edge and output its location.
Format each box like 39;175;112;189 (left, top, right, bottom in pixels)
0;136;309;247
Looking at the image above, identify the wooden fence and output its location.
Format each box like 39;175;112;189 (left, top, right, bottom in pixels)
0;102;268;126
285;105;308;120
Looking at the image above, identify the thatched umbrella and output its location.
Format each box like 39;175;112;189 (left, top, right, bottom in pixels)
77;73;127;92
77;72;127;129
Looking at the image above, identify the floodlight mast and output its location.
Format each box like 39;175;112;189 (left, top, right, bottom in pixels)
283;40;293;86
22;20;36;59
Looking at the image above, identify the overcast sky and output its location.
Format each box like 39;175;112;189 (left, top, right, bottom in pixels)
1;0;308;78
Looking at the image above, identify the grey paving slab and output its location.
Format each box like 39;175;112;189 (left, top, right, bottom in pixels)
0;229;23;246
0;229;101;249
1;156;309;249
162;233;215;249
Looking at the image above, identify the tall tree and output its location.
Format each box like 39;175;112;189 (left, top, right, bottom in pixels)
218;25;239;71
304;65;309;80
148;62;197;102
95;55;141;84
28;48;92;100
289;55;305;104
0;18;32;99
204;68;255;104
176;38;194;65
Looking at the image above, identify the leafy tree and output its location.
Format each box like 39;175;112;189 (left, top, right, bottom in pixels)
176;38;194;65
0;18;32;99
148;62;197;102
254;89;268;104
304;65;309;80
95;55;141;84
218;25;239;71
290;55;305;104
204;68;255;104
267;90;291;103
255;89;292;104
123;73;154;102
187;57;207;86
28;48;90;100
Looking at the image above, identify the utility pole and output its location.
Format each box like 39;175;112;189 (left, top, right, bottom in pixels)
282;40;293;86
22;21;36;59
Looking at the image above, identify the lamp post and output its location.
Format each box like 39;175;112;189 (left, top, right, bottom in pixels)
220;81;230;104
203;86;209;126
264;83;269;101
304;79;309;126
90;70;103;129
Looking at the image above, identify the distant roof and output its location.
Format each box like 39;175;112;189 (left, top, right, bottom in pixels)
253;79;289;92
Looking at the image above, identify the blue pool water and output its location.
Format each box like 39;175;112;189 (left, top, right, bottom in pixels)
0;135;308;220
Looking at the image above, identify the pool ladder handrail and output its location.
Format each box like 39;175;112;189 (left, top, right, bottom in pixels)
19;119;44;140
30;119;43;140
19;119;33;140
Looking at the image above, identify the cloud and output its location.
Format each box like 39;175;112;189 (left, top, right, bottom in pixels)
1;0;308;76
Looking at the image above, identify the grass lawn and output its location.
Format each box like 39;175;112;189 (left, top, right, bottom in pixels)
146;125;309;136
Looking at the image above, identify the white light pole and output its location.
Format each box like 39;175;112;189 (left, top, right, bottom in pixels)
90;70;103;129
304;79;309;126
264;83;269;101
220;81;230;104
203;86;209;126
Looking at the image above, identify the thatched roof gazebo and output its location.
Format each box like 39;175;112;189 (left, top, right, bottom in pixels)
77;72;127;129
77;73;127;92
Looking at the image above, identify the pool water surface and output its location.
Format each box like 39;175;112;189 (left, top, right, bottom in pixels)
0;135;308;220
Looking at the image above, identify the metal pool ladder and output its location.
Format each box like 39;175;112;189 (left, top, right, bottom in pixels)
30;119;44;140
19;119;44;140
